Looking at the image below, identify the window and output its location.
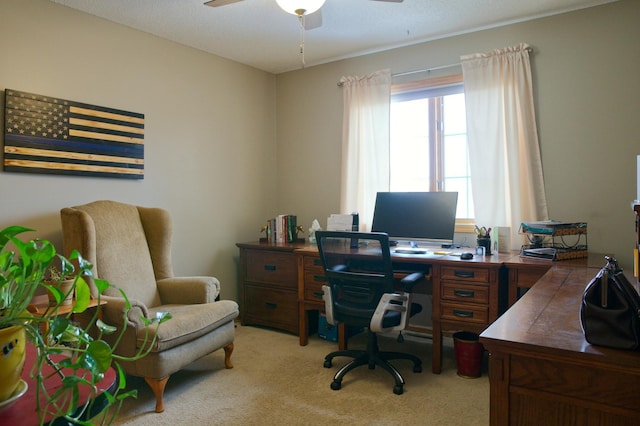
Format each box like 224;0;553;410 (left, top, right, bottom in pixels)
390;74;474;228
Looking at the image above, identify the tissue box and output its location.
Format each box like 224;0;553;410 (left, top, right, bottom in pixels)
318;312;363;342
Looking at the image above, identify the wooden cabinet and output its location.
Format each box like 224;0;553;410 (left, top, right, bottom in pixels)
297;249;331;346
236;242;304;335
432;260;505;373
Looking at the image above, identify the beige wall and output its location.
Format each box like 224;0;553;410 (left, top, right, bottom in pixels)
0;0;277;301
276;0;640;270
1;0;639;305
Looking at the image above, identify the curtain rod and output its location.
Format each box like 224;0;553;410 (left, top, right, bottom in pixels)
337;47;534;87
336;63;459;87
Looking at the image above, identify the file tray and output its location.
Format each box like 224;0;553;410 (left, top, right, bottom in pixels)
520;220;587;236
520;221;587;236
521;245;588;261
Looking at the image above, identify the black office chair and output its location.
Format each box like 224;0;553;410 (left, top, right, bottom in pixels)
315;231;424;395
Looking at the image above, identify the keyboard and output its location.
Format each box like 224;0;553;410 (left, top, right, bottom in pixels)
394;248;428;254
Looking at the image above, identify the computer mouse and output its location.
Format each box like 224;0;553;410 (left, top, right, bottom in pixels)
460;252;474;260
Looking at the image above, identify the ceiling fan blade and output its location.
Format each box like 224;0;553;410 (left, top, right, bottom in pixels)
204;0;244;7
304;10;322;30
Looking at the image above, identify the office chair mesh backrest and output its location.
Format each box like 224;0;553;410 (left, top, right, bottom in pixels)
316;231;395;328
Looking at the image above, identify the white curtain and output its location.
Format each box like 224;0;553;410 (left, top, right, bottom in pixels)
339;69;391;230
461;43;548;250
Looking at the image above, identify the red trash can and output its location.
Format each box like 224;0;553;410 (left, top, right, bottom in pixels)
453;331;484;378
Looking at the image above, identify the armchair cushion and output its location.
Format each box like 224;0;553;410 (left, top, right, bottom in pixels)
141;300;238;352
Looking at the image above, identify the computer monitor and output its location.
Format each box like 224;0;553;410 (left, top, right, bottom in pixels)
370;192;459;246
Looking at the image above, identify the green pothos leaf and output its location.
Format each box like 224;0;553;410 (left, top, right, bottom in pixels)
84;339;113;374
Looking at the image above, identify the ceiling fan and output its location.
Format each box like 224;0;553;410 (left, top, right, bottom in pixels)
204;0;403;68
204;0;404;30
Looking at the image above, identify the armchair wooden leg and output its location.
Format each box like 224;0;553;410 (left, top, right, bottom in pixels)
224;342;234;369
144;376;169;413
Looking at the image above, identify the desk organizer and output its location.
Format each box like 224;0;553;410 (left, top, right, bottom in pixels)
519;221;588;260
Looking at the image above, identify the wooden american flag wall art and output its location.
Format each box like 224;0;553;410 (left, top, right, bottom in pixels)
3;89;144;179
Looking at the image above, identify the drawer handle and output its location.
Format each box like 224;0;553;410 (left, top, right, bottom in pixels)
313;275;327;282
312;292;324;299
453;309;474;318
454;270;475;279
264;264;277;271
265;302;277;309
454;289;475;298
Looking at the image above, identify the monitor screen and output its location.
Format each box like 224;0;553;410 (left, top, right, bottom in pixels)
370;192;459;245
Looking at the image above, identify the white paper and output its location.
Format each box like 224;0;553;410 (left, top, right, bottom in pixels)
327;214;354;231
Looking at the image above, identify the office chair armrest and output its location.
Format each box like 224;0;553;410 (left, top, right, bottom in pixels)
400;272;424;292
321;285;336;325
370;292;410;333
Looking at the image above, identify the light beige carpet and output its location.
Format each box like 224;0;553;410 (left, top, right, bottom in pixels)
109;323;489;426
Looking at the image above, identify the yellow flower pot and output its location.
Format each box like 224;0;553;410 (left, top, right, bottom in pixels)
0;324;26;402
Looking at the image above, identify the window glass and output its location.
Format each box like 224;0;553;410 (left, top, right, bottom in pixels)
390;98;430;191
390;76;474;220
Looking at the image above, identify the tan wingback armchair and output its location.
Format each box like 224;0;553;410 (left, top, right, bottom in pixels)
60;200;239;413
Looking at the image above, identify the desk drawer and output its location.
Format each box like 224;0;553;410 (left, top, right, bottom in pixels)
243;284;298;332
304;272;326;302
245;250;297;288
303;255;324;271
440;266;490;283
441;282;489;304
440;302;489;324
303;255;327;302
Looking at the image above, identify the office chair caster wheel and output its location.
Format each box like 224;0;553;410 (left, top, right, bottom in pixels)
324;359;332;368
393;385;403;395
330;380;342;391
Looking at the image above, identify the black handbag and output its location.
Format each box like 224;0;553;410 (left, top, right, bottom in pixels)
580;256;640;350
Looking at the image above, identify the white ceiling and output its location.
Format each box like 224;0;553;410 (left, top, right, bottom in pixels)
50;0;617;74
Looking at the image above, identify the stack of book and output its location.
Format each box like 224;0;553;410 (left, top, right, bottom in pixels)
266;214;298;243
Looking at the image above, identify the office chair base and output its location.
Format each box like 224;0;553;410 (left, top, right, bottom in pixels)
323;332;422;395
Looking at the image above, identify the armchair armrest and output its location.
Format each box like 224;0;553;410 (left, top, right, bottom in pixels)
86;295;150;358
100;295;150;330
157;276;220;305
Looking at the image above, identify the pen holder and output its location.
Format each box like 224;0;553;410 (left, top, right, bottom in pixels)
477;237;492;255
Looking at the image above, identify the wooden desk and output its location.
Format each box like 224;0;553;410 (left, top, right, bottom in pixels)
479;267;640;425
237;241;609;375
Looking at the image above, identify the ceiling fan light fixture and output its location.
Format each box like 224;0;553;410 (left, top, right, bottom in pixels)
276;0;326;16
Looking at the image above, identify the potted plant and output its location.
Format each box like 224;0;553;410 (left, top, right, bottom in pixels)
44;265;74;306
0;225;171;424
